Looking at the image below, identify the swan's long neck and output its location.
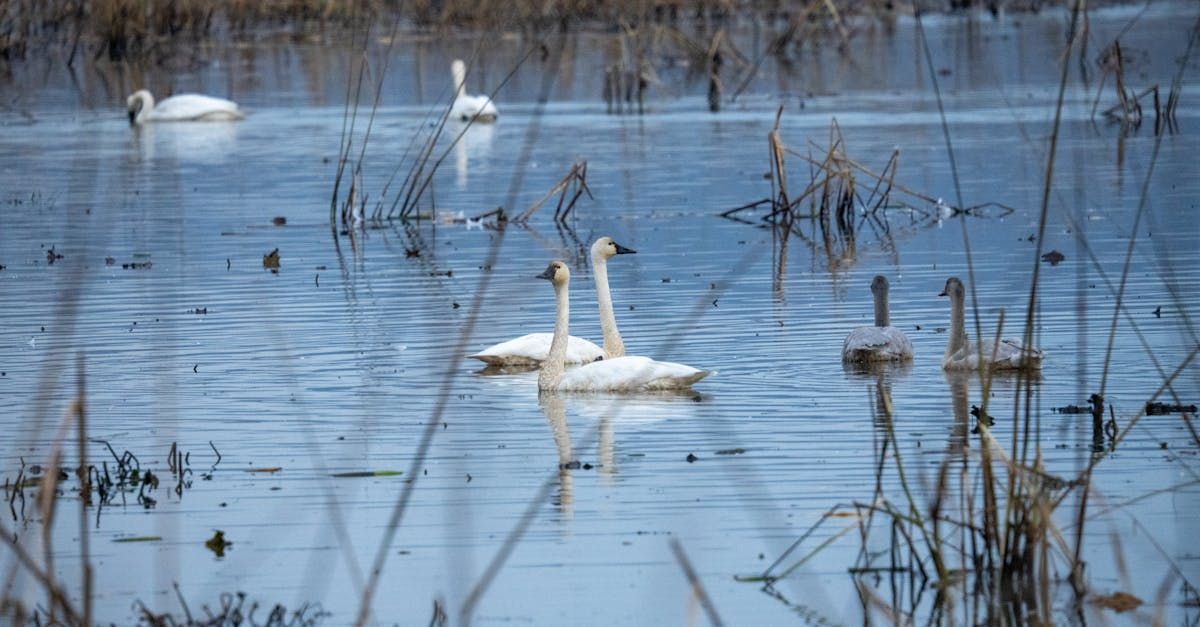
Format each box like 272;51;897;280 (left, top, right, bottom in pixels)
539;278;570;390
133;91;154;124
593;254;624;357
873;286;890;327
946;291;969;359
452;62;467;99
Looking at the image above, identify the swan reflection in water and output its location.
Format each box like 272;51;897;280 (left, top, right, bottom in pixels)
537;388;707;509
453;121;495;190
538;393;575;515
131;121;241;165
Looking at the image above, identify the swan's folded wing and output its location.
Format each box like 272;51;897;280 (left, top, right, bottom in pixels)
843;326;913;361
557;355;712;391
987;338;1043;369
152;94;243;121
469;332;603;365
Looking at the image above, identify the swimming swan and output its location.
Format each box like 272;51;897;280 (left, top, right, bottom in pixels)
537;260;713;392
450;59;499;123
842;275;914;363
940;276;1043;371
470;237;636;366
126;89;244;125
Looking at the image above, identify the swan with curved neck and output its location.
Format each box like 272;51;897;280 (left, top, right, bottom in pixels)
469;237;635;366
537;260;712;392
450;59;499;123
940;276;1043;371
842;275;914;363
126;89;244;125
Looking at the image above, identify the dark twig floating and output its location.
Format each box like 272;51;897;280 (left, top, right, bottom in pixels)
1145;402;1197;415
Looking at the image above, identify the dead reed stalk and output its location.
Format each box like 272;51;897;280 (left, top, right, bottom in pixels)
512;161;593;224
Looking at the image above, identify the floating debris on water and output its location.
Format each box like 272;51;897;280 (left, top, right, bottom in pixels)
204;530;232;557
272;216;287;226
262;248;280;272
1145;401;1197;415
1090;591;1142;613
330;470;403;478
1041;250;1065;265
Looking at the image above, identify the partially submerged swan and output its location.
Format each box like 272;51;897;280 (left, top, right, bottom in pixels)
450;59;498;123
842;275;914;363
470;237;635;366
126;89;244;125
537;260;712;392
940;276;1043;371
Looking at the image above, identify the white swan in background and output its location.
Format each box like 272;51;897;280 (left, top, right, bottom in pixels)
470;237;636;366
126;89;244;125
450;59;499;123
940;276;1044;371
537;260;713;392
842;275;914;363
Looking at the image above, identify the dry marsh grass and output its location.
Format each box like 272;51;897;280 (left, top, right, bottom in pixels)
0;0;1035;63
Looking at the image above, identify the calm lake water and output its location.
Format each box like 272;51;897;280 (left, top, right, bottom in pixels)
2;3;1199;624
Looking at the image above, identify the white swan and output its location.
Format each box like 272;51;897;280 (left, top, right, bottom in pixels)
470;237;636;366
126;89;244;125
537;260;713;392
842;275;914;363
940;276;1044;371
450;59;498;123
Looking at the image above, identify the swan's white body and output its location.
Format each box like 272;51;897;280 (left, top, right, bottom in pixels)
536;261;712;392
450;60;498;123
126;89;244;125
843;275;914;363
470;237;635;366
940;277;1043;371
470;333;603;367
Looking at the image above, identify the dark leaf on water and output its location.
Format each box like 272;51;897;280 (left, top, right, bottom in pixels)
1041;250;1065;265
262;248;280;272
205;530;232;557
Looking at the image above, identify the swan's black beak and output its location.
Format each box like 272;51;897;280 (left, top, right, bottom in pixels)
938;289;948;297
127;109;136;125
536;265;556;281
614;242;636;255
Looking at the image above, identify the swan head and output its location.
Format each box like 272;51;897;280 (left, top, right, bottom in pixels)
870;275;888;295
126;89;153;125
591;236;636;261
538;260;570;285
939;276;964;300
